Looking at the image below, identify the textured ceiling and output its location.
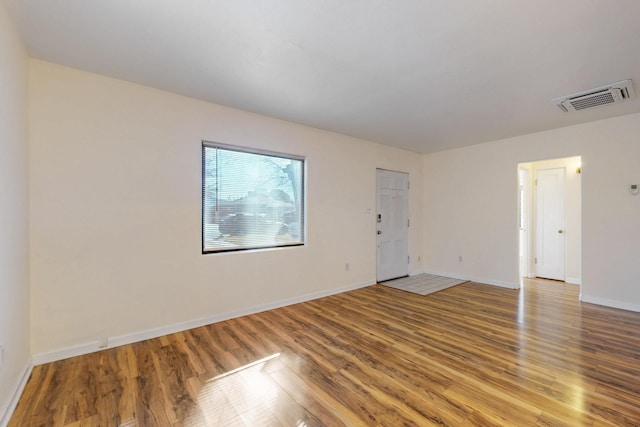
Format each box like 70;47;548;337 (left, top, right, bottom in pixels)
6;0;640;153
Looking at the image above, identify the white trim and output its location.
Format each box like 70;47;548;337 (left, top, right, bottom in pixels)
32;279;375;365
565;277;581;285
580;294;640;313
32;341;102;366
422;269;519;290
479;278;519;289
0;360;33;427
202;140;305;162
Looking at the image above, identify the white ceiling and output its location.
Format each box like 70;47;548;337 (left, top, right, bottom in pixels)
6;0;640;153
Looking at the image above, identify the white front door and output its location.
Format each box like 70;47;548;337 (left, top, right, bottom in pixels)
535;168;565;280
376;169;409;282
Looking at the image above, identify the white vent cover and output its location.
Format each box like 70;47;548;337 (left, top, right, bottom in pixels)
553;80;634;112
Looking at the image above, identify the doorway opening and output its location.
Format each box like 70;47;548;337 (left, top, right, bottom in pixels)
518;156;582;289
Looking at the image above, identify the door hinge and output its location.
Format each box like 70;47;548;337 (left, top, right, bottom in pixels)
408;255;410;264
407;218;410;227
534;179;538;186
534;257;537;264
407;181;410;190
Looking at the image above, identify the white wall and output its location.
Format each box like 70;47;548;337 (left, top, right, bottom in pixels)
0;3;30;424
28;60;423;357
423;113;640;310
24;51;640;363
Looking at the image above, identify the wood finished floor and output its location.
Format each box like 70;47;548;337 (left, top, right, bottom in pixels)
10;279;640;426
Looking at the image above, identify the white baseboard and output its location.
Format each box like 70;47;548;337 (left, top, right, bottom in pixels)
32;340;103;366
422;269;519;290
580;294;640;313
32;279;375;365
0;360;33;427
474;277;519;289
565;277;581;285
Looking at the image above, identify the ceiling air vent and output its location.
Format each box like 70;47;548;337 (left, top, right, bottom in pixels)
553;80;634;112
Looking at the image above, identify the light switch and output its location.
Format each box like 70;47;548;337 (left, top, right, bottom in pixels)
630;184;639;195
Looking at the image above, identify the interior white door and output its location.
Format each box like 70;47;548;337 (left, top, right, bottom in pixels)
376;169;409;282
535;168;565;280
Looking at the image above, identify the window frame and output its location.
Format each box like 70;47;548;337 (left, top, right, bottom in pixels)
201;141;306;254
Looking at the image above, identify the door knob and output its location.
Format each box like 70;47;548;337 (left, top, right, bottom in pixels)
558;230;563;234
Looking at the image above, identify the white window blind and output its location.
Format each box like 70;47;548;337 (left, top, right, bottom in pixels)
202;142;305;253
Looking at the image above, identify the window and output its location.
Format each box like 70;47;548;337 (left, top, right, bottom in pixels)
202;142;305;253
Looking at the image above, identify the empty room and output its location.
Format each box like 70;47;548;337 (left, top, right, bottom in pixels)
2;1;640;425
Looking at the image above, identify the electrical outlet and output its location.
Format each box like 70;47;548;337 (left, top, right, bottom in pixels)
98;338;108;349
458;256;463;263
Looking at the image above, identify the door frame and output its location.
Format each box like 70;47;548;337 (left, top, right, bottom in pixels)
518;166;533;280
518;156;582;289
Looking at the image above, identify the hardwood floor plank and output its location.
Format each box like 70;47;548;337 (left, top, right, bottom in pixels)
268;362;358;426
132;341;174;426
153;344;198;423
9;278;640;426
